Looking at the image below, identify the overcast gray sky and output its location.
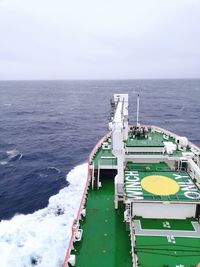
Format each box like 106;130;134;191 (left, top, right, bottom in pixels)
0;0;199;80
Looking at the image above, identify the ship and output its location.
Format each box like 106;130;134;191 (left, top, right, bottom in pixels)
63;94;200;267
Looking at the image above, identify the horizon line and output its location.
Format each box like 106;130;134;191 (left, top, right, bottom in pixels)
0;77;200;82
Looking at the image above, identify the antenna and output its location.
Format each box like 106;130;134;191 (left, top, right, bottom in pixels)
136;94;140;126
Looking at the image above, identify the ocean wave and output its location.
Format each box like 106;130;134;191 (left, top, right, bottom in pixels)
6;149;22;161
0;161;8;165
3;103;12;106
47;167;62;174
0;163;88;267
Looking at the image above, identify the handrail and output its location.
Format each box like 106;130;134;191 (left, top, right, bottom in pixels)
131;221;138;267
89;132;112;165
62;163;90;267
151;125;200;151
62;132;111;267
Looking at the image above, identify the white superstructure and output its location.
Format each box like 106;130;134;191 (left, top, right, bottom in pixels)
109;94;129;207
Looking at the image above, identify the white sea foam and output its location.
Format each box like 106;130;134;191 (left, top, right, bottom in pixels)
6;149;21;159
0;161;8;165
3;103;12;106
0;163;88;267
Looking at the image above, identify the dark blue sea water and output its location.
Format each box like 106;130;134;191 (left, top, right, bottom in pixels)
0;79;200;220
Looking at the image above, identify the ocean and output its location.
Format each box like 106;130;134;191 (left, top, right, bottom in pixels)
0;79;200;266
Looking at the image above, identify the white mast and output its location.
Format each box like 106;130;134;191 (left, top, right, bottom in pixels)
136;94;140;126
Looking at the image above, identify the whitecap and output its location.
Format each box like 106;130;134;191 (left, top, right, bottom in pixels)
6;149;22;161
6;149;20;159
3;103;12;106
0;163;88;267
0;161;8;165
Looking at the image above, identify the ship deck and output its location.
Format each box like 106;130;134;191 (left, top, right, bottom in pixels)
126;130;167;147
124;162;200;202
74;179;132;267
133;217;200;267
91;129;193;168
125;129;190;152
92;146;117;167
85;126;200;267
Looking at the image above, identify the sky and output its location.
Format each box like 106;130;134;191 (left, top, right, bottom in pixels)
0;0;199;80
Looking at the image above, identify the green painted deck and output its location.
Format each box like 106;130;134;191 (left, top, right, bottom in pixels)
124;163;200;202
92;147;117;167
135;235;200;267
91;130;188;168
74;179;132;267
126;162;170;172
126;131;166;147
135;217;196;231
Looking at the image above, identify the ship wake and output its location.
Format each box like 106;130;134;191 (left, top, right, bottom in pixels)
0;163;88;267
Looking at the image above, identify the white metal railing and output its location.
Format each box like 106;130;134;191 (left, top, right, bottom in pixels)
151;125;200;151
188;158;200;185
97;161;100;189
130;221;138;267
91;161;95;190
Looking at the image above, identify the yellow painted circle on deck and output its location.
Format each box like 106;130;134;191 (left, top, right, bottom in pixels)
141;175;180;196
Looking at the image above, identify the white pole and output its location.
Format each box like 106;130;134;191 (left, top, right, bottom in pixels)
136;94;140;126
